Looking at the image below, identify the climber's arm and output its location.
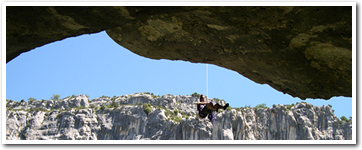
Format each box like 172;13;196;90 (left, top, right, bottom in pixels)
195;100;210;105
195;102;209;104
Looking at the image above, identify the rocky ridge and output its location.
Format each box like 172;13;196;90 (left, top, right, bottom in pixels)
6;93;352;140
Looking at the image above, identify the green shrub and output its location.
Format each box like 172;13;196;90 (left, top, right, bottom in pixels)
147;93;158;98
75;106;86;110
89;105;96;109
110;101;118;108
234;107;241;112
226;106;232;111
172;116;182;122
191;92;200;98
111;96;117;101
337;118;342;124
28;98;36;103
287;103;295;110
101;95;110;99
143;103;152;115
56;113;63;119
174;108;180;115
340;116;349;122
255;103;267;110
164;108;173;117
51;94;60;100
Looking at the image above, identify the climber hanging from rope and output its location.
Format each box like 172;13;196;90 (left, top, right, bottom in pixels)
196;94;229;123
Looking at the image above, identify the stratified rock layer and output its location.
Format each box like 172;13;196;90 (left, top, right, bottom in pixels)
6;6;352;100
6;94;352;140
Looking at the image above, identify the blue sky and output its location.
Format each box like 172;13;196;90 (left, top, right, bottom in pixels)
6;31;352;118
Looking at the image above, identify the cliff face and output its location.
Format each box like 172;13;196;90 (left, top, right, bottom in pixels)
6;6;352;100
6;94;352;140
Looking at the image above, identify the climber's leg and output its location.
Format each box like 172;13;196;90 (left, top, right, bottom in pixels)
208;111;215;123
205;102;218;111
205;102;229;111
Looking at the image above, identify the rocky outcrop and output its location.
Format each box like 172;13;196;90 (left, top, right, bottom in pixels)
6;6;352;100
6;94;352;140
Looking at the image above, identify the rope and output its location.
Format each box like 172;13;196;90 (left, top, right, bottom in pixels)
206;64;208;98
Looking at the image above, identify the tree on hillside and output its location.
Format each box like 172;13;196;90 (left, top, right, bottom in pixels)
51;94;60;100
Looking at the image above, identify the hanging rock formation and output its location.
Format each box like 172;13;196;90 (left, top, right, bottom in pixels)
6;6;352;100
6;94;352;140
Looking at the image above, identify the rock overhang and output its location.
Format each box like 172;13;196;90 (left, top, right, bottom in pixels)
6;6;352;100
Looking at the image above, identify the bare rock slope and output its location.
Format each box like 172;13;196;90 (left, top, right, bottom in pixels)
6;94;352;140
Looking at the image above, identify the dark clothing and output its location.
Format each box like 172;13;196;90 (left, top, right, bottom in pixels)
197;102;215;123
